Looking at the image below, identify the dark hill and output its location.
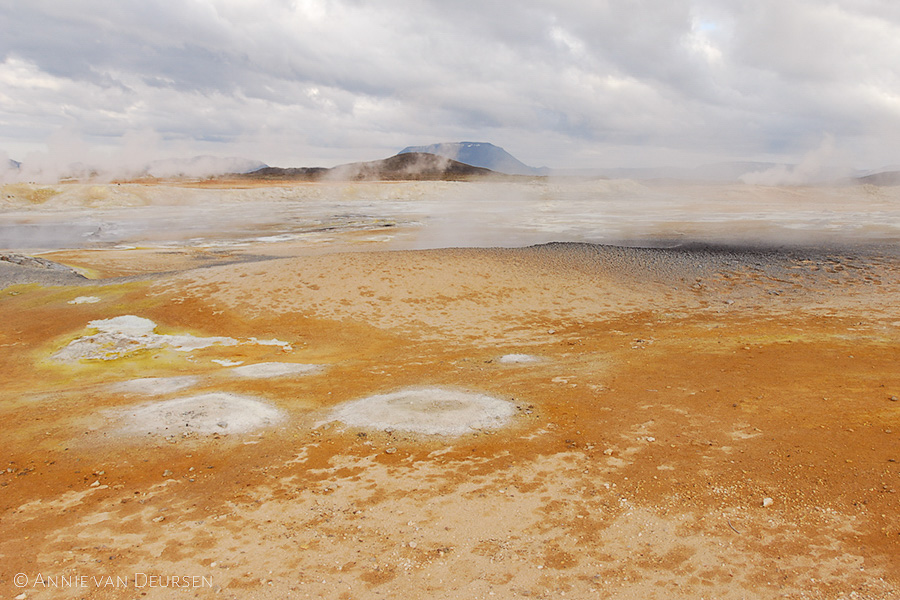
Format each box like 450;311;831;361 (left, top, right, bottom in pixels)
856;170;900;186
239;152;497;182
243;166;330;180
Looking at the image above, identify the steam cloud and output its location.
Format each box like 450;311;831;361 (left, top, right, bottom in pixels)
0;130;265;184
739;135;853;185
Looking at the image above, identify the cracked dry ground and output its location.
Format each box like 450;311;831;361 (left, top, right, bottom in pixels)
0;243;898;599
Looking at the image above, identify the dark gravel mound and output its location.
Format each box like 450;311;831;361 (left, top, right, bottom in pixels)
0;253;89;289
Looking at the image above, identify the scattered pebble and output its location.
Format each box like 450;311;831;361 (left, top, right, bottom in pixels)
762;497;774;508
385;448;397;454
162;470;173;477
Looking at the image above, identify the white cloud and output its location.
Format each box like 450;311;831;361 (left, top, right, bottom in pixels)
1;0;900;173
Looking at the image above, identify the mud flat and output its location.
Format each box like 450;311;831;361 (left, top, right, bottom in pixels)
1;183;899;599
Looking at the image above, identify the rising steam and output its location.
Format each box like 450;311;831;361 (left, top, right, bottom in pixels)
0;129;265;184
739;135;854;185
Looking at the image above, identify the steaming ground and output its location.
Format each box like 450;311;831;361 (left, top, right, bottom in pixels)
1;180;899;600
2;179;899;261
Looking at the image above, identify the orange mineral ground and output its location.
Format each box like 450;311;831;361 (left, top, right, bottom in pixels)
1;180;899;600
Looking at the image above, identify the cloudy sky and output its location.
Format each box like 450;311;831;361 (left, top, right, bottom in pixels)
2;0;900;174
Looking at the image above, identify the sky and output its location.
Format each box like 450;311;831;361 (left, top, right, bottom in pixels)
2;0;900;177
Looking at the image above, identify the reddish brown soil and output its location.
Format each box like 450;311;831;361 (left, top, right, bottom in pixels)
0;243;897;599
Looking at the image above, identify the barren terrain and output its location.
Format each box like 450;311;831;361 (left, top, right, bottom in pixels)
0;181;898;599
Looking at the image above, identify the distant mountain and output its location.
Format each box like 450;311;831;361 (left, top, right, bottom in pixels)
246;166;330;180
7;159;21;170
241;152;497;182
856;170;900;186
399;142;544;176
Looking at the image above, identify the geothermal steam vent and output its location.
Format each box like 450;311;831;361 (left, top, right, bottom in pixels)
329;386;516;436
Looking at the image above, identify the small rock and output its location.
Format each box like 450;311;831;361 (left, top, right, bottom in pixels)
890;396;898;402
90;480;100;487
408;541;417;549
16;594;27;600
217;421;228;429
762;497;774;508
385;448;397;454
162;470;173;477
152;516;165;523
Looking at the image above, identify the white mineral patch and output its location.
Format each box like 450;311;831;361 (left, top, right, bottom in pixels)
212;359;244;367
229;362;322;379
165;333;239;352
68;296;101;304
118;392;285;436
248;337;293;351
54;315;236;361
92;315;156;336
329;386;516;436
498;354;541;364
108;376;200;396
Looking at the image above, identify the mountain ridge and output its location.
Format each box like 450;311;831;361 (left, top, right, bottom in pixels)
240;152;500;182
398;142;543;176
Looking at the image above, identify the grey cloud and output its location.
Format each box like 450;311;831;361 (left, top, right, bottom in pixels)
1;0;900;173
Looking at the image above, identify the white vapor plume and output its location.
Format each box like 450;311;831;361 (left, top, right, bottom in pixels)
2;129;265;183
739;134;853;185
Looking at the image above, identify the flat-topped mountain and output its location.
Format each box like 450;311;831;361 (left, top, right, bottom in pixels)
399;142;543;176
